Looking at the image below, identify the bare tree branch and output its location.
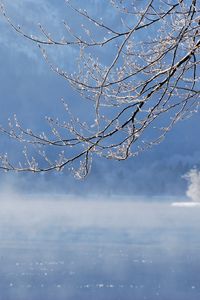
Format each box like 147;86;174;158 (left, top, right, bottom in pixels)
0;0;199;178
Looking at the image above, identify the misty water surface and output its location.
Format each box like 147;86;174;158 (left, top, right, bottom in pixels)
0;195;200;300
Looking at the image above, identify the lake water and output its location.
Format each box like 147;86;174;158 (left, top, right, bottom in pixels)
0;197;200;300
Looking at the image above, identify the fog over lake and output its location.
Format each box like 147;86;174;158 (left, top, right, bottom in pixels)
0;1;200;299
0;193;200;300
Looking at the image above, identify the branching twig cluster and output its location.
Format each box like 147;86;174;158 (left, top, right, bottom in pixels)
0;0;199;178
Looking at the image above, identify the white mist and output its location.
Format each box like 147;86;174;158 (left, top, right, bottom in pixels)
185;168;200;202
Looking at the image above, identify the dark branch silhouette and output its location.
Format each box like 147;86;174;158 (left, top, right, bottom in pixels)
0;0;199;178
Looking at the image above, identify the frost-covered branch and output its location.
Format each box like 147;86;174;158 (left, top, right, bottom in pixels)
0;0;199;178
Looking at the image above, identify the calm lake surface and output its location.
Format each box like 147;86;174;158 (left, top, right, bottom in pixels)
0;197;199;300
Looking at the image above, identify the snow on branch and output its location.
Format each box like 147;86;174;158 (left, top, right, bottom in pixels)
0;0;199;178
